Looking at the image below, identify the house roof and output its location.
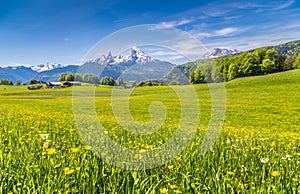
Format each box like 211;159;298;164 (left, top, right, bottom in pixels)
47;82;62;85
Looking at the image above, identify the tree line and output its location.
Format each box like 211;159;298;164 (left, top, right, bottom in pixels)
60;73;126;86
59;73;100;84
190;48;300;83
0;79;23;85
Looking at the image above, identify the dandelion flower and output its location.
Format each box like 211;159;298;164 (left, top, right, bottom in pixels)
271;171;280;177
271;141;276;147
260;158;269;163
169;185;177;189
83;145;92;151
64;167;74;175
70;148;80;153
46;148;56;155
160;188;168;194
227;171;234;175
167;165;174;170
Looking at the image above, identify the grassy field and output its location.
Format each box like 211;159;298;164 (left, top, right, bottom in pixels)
0;70;299;193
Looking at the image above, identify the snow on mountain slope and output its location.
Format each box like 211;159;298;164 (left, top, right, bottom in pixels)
81;46;175;82
86;46;157;65
204;48;239;58
31;63;64;72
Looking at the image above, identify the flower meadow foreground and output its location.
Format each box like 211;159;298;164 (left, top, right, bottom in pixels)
0;70;299;193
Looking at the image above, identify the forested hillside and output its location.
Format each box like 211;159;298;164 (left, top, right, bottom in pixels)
164;40;300;84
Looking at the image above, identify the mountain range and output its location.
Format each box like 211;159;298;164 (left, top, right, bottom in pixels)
30;63;64;72
0;47;174;83
1;40;300;84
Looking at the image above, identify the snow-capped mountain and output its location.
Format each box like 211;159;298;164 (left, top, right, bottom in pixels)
86;46;157;65
81;46;174;82
204;48;239;58
31;63;64;72
120;46;155;64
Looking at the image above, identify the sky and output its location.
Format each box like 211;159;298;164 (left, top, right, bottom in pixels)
1;0;300;66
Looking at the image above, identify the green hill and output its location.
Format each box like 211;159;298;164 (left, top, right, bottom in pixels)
268;40;300;56
164;40;300;84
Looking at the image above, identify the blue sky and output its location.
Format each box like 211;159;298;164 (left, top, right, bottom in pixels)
1;0;300;66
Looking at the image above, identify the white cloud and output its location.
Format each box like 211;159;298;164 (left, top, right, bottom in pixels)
143;47;188;64
190;27;248;39
273;0;295;10
151;18;196;30
160;19;194;27
214;28;239;36
202;29;300;52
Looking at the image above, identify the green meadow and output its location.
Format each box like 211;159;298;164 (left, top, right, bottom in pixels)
0;70;299;193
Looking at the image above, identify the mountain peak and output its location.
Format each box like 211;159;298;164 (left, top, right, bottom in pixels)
130;46;144;53
125;46;154;64
90;47;156;65
204;48;239;58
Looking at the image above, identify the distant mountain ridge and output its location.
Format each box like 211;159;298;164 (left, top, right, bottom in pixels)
31;63;64;72
0;66;38;83
34;65;79;82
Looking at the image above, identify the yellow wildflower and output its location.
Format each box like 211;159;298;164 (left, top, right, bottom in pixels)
64;167;74;175
227;171;234;175
272;171;280;177
46;148;56;155
160;188;168;194
167;165;174;170
169;185;176;189
70;148;80;153
83;145;92;151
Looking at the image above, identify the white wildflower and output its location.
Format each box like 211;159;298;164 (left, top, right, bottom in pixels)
41;134;49;140
260;158;269;163
43;142;49;148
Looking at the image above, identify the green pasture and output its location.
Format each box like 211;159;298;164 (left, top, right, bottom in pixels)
0;70;299;193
